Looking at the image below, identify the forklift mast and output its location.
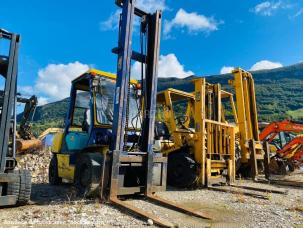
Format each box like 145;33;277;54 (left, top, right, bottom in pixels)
0;29;19;173
109;0;162;198
98;1;211;226
111;1;160;154
229;68;267;179
0;29;31;207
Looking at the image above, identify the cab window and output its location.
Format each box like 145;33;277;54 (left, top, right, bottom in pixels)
94;77;141;129
72;90;90;127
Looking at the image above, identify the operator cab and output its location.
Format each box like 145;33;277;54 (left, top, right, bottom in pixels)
50;69;142;182
64;69;140;150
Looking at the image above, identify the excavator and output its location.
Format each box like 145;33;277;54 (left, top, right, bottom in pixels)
17;95;38;140
260;119;303;149
16;95;42;153
0;29;31;207
260;119;303;174
49;1;211;226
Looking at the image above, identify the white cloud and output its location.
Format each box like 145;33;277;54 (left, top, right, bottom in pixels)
164;9;221;37
136;0;166;12
132;53;194;79
252;1;291;16
37;97;49;106
18;86;34;96
100;10;121;31
101;0;166;31
220;66;235;74
35;61;89;102
250;60;283;71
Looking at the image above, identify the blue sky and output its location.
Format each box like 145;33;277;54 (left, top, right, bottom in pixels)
1;0;303;104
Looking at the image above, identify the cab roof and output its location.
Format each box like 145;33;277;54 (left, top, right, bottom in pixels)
72;68;138;88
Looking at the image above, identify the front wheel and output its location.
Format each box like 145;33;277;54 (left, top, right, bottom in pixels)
74;153;103;198
167;152;198;188
18;169;32;205
7;169;32;205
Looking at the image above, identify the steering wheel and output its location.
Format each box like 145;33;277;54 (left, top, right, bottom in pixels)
175;115;189;126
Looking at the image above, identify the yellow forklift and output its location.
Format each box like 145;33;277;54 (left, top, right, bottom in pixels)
156;78;236;187
49;1;211;226
155;68;267;188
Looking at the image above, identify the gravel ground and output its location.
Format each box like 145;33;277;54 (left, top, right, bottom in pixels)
1;152;303;227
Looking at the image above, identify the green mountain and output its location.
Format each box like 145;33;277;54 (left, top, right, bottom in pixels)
158;62;303;122
26;62;303;135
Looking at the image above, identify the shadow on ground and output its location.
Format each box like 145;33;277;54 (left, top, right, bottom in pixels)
30;183;89;206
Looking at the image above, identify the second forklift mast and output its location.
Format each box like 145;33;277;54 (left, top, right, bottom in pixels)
229;68;267;179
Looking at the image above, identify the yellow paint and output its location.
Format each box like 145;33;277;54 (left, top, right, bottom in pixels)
230;68;263;163
38;128;63;140
51;132;64;153
73;68;138;85
157;78;236;186
57;154;75;180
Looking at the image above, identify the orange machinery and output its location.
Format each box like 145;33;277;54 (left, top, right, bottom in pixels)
260;119;303;144
259;119;303;171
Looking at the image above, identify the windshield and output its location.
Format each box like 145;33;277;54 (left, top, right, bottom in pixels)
95;76;141;128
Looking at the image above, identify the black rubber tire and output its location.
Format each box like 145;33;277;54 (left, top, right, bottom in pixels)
167;152;198;188
74;153;103;198
49;155;62;185
18;169;32;205
6;170;21;197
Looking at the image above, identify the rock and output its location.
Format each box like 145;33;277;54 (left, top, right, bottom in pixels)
17;148;52;183
147;219;153;226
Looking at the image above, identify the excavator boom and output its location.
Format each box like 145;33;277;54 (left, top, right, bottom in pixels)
260;119;303;142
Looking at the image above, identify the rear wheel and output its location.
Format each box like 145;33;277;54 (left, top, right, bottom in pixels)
167;152;198;188
49;155;62;185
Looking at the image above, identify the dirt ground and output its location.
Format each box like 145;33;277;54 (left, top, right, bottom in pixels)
1;172;303;228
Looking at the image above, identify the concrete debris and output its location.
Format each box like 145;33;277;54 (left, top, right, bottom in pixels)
17;148;52;183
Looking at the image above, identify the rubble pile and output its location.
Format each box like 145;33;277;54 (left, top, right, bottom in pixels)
17;148;52;183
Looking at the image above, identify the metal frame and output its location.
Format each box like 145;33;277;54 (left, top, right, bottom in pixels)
229;68;265;179
102;1;212;226
193;78;236;186
0;29;20;206
157;79;236;187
